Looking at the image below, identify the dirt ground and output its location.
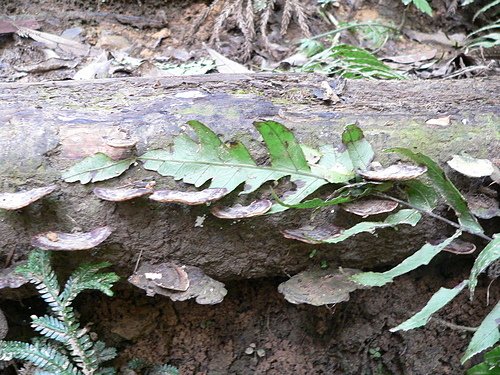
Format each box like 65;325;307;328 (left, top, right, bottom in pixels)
0;0;498;374
2;258;498;374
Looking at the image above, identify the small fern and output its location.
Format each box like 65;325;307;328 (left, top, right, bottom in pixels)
0;250;119;375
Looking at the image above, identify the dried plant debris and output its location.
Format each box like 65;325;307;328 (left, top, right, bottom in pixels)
341;199;398;217
31;226;112;251
467;193;500;219
0;265;29;290
93;187;153;202
282;225;343;244
359;164;427;181
0;307;7;340
441;239;476;255
447;155;495;178
278;268;364;306
149;188;228;205
211;199;272;219
129;264;227;304
0;185;57;210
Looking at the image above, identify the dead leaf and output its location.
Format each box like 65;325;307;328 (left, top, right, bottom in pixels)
93;187;153;201
205;46;252;74
278;268;365;306
149;188;228;205
341;199;398;217
359;164;427;181
129;264;227;304
383;49;437;64
404;30;466;47
426;116;451;127
211;199;272;219
142;263;190;291
31;226;112;251
282;225;343;244
0;18;40;35
447;154;495;178
16;26;90;56
0;185;57;210
73;51;111;80
0;265;29;290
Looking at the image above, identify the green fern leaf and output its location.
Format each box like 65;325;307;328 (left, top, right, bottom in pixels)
31;315;70;343
139;120;353;212
60;262;119;307
0;341;82;375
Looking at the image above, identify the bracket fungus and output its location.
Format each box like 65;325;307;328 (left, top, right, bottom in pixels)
341;199;399;217
278;268;365;306
149;188;228;205
129;263;227;305
282;225;343;244
0;185;57;210
211;199;272;219
359;164;427;181
93;187;153;201
31;226;112;250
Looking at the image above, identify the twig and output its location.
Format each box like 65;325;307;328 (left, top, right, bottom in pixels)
374;193;493;242
431;317;478;332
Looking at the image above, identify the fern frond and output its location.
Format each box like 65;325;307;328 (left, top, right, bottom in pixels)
147;364;179;375
0;341;82;375
31;315;70;343
60;262;119;307
16;250;61;312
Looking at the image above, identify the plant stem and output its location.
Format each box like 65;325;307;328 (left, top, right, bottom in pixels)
431;317;478;332
374;193;493;242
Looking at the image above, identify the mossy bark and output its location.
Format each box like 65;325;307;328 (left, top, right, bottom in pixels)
0;74;498;283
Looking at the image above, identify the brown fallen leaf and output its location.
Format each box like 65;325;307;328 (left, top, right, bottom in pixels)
211;199;272;219
359;164;427;181
16;26;90;56
278;268;365;306
282;225;343;244
129;264;227;304
93;187;153;202
0;18;40;35
31;226;112;251
0;185;58;210
341;199;398;217
150;188;228;205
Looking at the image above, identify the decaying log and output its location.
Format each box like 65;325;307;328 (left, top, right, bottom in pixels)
0;74;498;283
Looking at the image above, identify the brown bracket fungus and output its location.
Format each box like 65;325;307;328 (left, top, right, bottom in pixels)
0;185;57;210
441;239;476;255
149;188;228;205
93;187;153;201
278;268;365;306
129;263;227;305
282;225;343;244
0;264;29;290
211;199;272;219
341;199;399;217
359;164;427;181
31;226;113;250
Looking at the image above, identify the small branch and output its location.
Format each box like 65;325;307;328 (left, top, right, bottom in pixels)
431;317;478;332
374;193;493;242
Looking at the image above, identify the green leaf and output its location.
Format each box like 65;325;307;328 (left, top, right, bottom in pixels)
404;180;440;211
352;230;461;286
467;345;500;375
323;208;421;243
62;153;136;184
462;302;500;363
140;120;332;212
412;0;433;16
473;0;500;21
309;145;356;183
389;148;483;234
31;315;70;343
342;124;375;171
469;234;500;298
390;280;468;331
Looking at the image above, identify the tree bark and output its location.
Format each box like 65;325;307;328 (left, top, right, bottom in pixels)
0;74;498;282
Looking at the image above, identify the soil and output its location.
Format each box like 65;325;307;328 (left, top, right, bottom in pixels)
0;0;498;374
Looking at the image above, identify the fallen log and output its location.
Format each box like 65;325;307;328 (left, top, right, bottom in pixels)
0;73;498;283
